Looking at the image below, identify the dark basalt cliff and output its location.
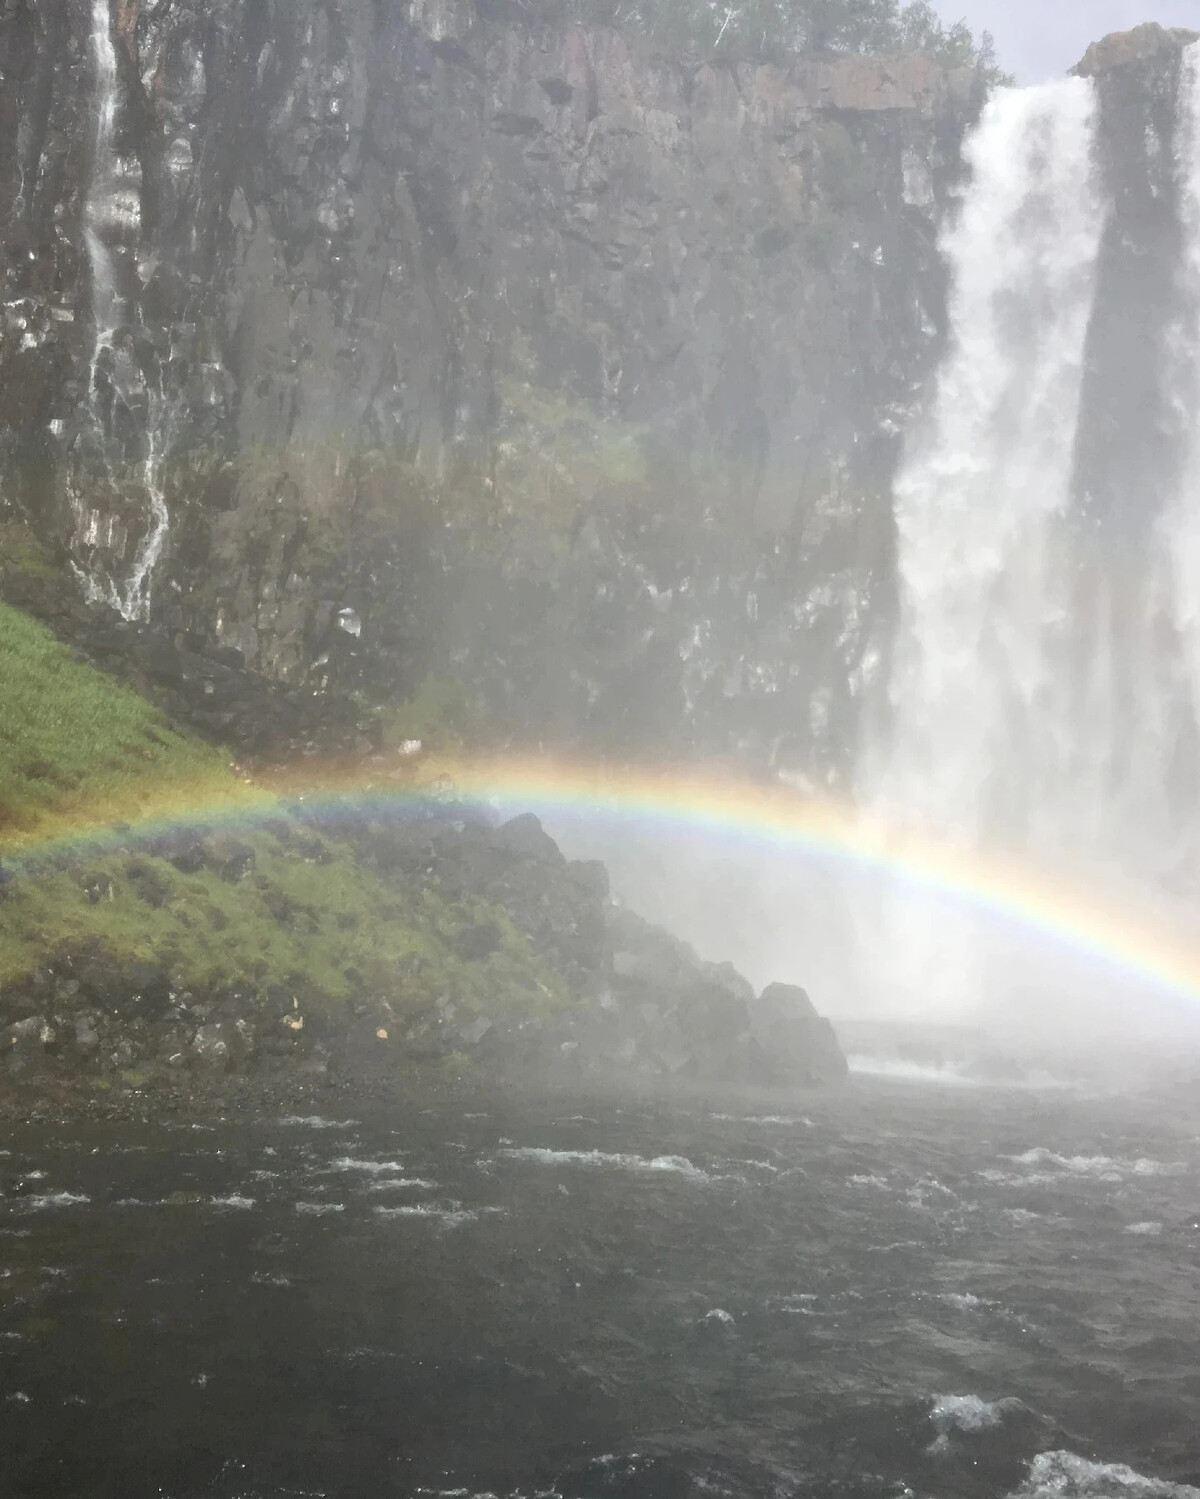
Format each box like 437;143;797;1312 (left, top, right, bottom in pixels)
0;0;981;776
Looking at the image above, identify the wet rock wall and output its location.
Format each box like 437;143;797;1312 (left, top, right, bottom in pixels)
0;0;979;774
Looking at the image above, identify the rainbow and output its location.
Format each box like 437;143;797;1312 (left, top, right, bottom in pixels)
6;752;1200;1009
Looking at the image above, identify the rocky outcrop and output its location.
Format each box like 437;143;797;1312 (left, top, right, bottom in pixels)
1072;24;1200;79
0;546;375;760
0;0;981;777
0;806;849;1091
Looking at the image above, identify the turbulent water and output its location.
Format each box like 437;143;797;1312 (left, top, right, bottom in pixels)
3;1079;1200;1498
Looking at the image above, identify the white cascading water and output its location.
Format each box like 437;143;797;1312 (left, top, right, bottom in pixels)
866;48;1200;1021
1167;45;1200;811
862;76;1106;1018
76;0;170;622
873;75;1104;846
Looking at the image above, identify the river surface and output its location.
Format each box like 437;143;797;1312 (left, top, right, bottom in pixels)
3;1078;1200;1498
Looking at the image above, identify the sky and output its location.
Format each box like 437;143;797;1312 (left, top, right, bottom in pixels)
934;1;1200;82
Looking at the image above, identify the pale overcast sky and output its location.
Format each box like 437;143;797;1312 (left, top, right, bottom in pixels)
934;1;1200;81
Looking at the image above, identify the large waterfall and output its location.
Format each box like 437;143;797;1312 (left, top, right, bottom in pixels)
867;45;1200;1020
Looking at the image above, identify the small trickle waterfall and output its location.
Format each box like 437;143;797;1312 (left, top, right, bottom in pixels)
866;45;1200;1016
74;0;170;623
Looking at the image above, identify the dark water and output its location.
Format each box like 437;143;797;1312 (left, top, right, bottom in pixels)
3;1078;1200;1499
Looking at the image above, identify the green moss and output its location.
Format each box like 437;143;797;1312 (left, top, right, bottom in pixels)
0;832;568;1026
0;601;237;846
0;519;56;579
496;381;651;539
0;597;570;1034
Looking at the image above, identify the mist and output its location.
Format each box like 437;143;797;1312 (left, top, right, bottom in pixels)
8;6;1200;1493
541;42;1200;1085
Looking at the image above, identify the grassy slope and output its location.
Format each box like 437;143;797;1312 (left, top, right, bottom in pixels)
0;599;235;847
0;598;564;1024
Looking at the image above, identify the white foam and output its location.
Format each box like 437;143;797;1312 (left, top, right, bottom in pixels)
850;1055;980;1087
276;1116;359;1130
24;1192;90;1209
366;1178;436;1192
930;1393;1007;1435
327;1157;408;1175
710;1113;814;1127
498;1147;709;1180
1008;1451;1200;1498
373;1204;478;1227
995;1149;1186;1183
1126;1221;1164;1236
295;1201;345;1216
210;1195;255;1210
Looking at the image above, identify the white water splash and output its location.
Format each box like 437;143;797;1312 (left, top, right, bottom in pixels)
1167;44;1200;802
877;78;1104;843
1008;1451;1200;1499
857;48;1200;1032
862;77;1106;1016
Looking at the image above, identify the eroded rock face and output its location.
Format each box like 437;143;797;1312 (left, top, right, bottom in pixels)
0;0;979;774
1073;24;1200;79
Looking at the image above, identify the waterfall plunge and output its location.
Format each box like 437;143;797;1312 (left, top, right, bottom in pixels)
874;76;1104;850
867;49;1200;1022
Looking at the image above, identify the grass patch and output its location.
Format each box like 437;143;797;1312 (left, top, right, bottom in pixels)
0;519;57;578
0;598;569;1031
0;601;239;849
0;833;567;1022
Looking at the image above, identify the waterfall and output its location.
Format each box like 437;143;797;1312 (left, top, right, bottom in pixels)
75;0;170;623
1168;45;1200;807
873;76;1105;849
84;0;121;397
863;48;1200;1021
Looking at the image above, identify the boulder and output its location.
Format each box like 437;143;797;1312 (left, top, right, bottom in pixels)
125;962;172;1019
191;1023;230;1067
1072;23;1200;78
494;813;564;864
749;983;848;1085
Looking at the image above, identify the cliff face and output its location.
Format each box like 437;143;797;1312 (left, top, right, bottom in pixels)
0;0;977;773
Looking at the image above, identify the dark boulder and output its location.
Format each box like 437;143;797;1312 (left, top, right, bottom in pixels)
495;813;565;864
125;962;172;1020
203;836;256;882
749;982;848;1085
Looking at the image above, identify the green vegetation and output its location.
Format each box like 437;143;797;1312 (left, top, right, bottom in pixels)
0;600;238;847
500;0;1002;75
379;675;480;755
0;520;56;579
496;381;651;541
0;598;566;1032
0;833;566;1020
